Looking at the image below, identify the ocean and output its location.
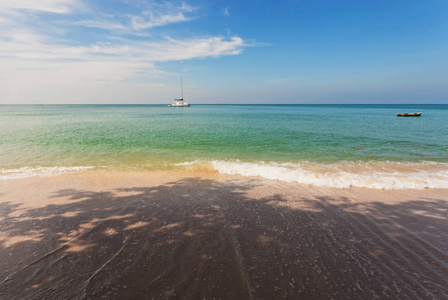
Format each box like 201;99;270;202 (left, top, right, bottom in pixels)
1;104;447;189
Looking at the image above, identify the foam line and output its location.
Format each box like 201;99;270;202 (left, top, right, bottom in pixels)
211;160;448;190
0;166;94;180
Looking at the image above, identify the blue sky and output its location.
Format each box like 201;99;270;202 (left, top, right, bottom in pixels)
0;0;447;104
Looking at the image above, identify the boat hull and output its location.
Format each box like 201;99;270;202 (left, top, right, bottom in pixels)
168;104;190;107
397;112;422;117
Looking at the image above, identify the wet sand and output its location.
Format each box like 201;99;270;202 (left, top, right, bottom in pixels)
1;170;447;299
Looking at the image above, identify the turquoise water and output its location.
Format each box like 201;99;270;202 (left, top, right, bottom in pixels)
1;104;447;188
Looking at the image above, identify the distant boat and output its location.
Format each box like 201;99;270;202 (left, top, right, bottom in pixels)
397;112;422;117
168;77;190;107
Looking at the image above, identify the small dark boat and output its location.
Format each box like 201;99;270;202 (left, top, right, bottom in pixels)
397;112;422;117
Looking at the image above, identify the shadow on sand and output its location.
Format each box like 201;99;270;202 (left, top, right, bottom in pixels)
0;178;447;299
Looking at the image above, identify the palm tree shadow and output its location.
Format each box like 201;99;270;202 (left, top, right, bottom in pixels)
0;178;447;299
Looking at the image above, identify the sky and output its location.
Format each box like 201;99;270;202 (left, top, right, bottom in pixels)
0;0;447;104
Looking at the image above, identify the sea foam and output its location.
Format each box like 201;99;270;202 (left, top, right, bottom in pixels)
0;166;95;180
172;160;201;166
211;160;448;189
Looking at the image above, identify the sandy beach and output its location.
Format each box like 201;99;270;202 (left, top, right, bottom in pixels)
1;170;447;299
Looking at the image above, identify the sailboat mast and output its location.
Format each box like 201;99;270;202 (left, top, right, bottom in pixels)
181;76;184;100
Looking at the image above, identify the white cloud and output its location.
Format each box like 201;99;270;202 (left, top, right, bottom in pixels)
131;2;195;30
52;2;197;34
223;7;230;17
0;28;247;103
0;1;251;103
72;20;127;31
132;12;189;30
0;0;81;14
133;36;245;61
0;27;245;62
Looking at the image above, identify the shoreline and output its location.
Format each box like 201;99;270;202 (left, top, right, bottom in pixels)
2;160;448;189
1;170;447;298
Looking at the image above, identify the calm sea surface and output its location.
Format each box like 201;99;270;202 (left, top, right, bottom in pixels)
1;104;447;188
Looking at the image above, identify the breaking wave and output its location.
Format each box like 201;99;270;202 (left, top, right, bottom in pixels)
211;160;448;190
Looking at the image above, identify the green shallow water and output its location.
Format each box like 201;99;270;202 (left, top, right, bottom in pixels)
1;104;447;169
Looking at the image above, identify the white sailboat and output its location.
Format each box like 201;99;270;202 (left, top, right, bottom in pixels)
168;77;190;107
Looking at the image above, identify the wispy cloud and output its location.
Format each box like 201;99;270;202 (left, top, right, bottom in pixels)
0;1;251;103
0;0;82;14
131;2;196;30
71;20;127;31
132;12;188;30
223;7;230;17
133;36;245;61
0;1;246;67
0;29;245;62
